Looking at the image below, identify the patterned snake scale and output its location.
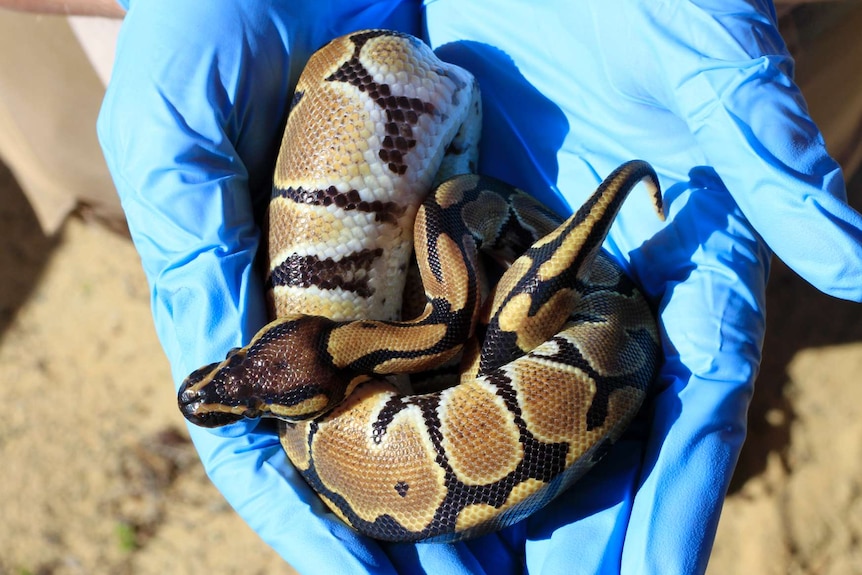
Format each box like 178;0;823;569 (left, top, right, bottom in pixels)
178;30;664;543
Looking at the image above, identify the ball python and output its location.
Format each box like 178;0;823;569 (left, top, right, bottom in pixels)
178;29;663;543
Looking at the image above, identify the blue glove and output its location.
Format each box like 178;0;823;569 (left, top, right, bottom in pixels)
98;1;862;574
99;2;518;573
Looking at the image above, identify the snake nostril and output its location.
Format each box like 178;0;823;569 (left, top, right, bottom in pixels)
177;384;203;413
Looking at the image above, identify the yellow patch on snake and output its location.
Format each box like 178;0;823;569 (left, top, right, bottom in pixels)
485;256;533;321
193;403;247;418
496;290;577;352
295;33;355;88
413;225;471;309
454;503;498;533
327;322;449;369
508;357;596;445
509;352;645;466
312;383;446;531
279;421;313;471
536;222;604;282
267;202;341;263
362;34;430;79
269;394;330;419
375;347;464;375
439;381;522;485
275;84;373;186
564;292;657;377
435;174;479;209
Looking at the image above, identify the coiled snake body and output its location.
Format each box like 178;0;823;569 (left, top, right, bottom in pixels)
178;30;663;542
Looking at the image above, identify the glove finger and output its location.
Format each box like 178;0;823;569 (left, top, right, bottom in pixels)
98;0;293;383
584;0;862;300
653;1;862;300
97;1;465;572
186;422;406;574
520;433;645;575
621;170;770;574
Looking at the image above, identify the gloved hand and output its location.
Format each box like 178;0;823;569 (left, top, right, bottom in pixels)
98;1;862;574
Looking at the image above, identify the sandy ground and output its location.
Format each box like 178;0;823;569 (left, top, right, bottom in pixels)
1;144;861;574
1;4;861;574
2;158;861;575
0;162;296;575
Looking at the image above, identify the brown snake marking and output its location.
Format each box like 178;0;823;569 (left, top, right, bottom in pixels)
272;185;407;224
178;30;663;542
268;249;384;298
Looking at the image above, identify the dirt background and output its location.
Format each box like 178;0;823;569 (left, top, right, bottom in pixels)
2;153;862;575
2;7;862;575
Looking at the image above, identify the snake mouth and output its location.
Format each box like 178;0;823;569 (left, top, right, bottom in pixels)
183;410;246;428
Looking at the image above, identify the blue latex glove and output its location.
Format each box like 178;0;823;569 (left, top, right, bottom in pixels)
98;0;862;573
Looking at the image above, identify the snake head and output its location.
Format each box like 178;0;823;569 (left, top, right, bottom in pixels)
177;315;356;428
177;358;257;428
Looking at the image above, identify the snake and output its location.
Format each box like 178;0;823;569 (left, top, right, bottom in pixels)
177;29;663;543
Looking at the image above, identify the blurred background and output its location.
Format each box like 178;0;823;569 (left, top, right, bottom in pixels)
0;2;860;574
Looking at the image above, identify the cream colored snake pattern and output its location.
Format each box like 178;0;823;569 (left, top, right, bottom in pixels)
178;30;662;542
